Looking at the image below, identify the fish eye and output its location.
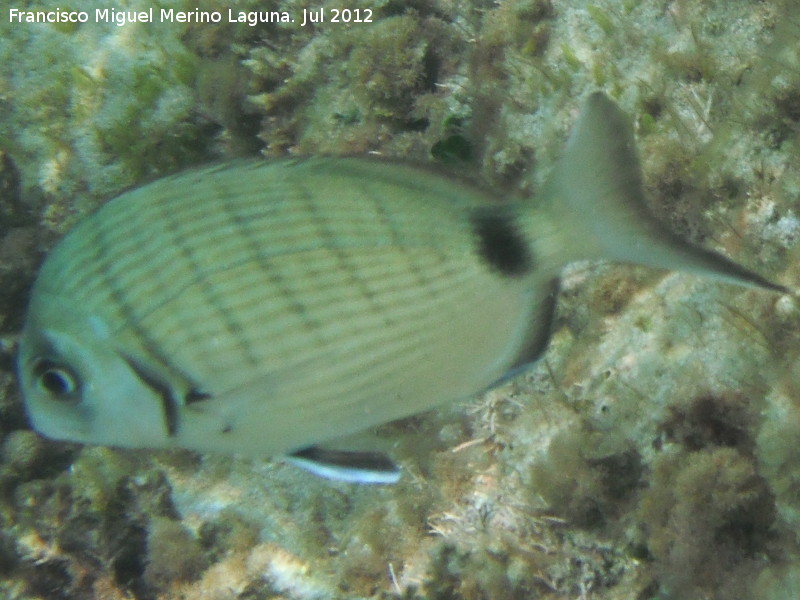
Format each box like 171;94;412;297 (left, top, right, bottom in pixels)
32;358;80;398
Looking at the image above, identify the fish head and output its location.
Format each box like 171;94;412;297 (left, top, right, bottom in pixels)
17;290;170;449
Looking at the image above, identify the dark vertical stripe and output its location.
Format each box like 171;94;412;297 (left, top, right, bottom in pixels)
120;353;179;436
299;183;397;325
93;219;191;396
214;178;327;341
362;180;446;304
152;188;259;366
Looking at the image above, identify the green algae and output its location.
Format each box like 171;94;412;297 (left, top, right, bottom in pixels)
1;1;800;599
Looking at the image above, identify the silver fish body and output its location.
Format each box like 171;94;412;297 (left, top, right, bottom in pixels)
18;157;555;458
16;94;784;468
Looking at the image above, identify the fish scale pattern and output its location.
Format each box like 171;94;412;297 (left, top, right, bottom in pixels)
29;158;538;452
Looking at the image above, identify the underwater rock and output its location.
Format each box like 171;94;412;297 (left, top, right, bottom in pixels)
1;1;799;599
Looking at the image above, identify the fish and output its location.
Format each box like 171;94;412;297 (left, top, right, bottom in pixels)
16;93;788;483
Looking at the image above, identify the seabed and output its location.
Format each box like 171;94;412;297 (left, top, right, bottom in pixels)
1;0;800;598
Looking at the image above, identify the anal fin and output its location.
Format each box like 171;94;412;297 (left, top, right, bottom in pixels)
286;446;401;484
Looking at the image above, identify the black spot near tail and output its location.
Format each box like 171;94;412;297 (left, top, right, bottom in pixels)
470;210;533;277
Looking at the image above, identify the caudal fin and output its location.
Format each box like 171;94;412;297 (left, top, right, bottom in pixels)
546;92;787;293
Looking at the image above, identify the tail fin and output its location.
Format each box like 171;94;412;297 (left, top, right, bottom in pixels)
544;92;786;293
